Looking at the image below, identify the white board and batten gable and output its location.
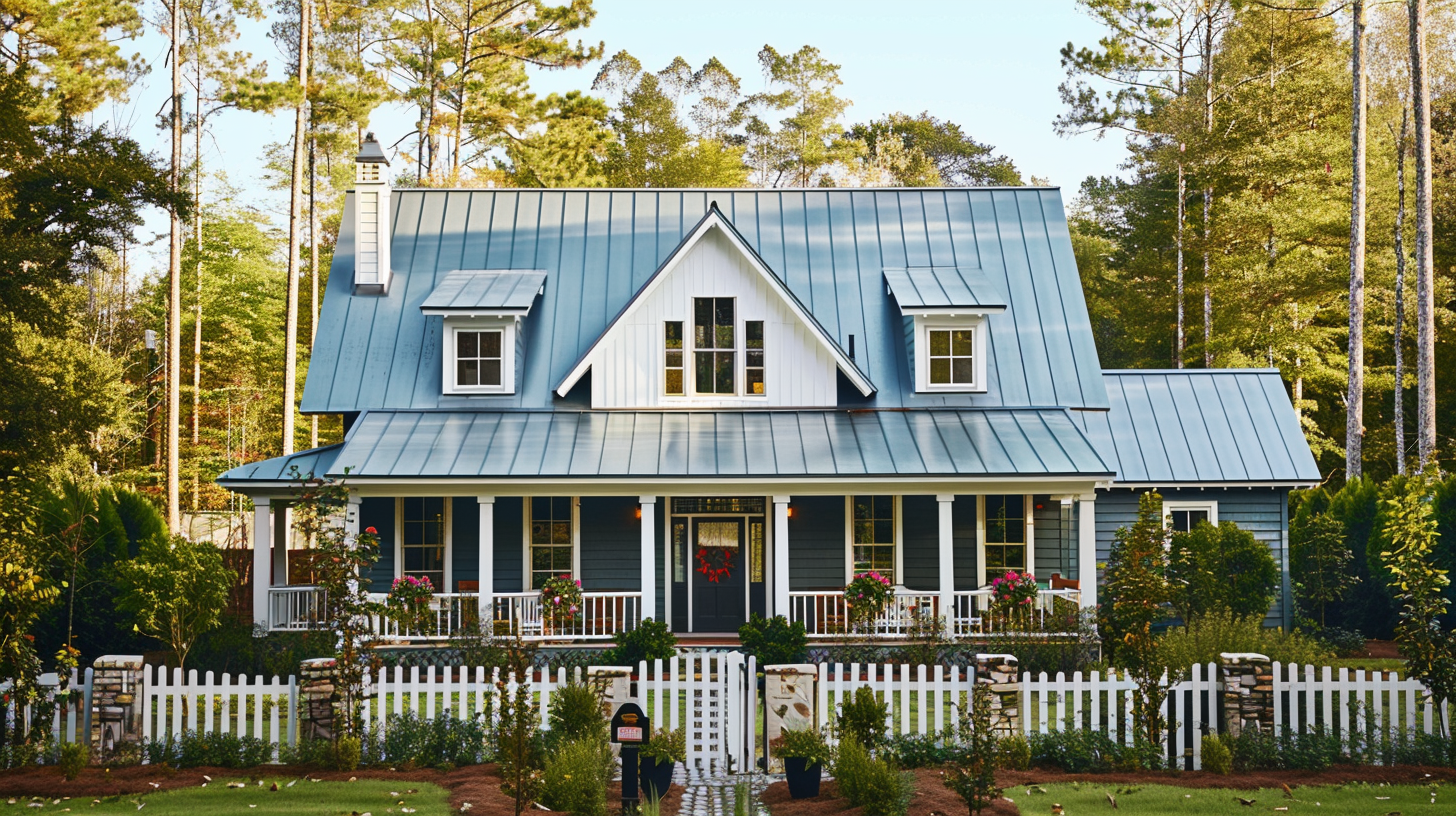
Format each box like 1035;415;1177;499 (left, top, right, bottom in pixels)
557;208;874;409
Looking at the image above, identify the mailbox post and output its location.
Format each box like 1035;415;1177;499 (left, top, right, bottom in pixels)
610;702;650;812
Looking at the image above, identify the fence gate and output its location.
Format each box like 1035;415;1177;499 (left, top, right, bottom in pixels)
634;651;755;773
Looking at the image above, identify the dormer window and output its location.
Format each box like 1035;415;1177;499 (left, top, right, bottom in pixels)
443;317;516;394
456;329;502;388
913;316;987;392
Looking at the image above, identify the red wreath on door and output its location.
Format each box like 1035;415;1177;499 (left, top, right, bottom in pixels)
695;546;735;583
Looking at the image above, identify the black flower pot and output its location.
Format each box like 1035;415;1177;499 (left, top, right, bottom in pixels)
783;757;822;799
640;756;675;800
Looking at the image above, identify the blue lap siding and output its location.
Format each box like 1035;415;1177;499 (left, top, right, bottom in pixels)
788;496;845;590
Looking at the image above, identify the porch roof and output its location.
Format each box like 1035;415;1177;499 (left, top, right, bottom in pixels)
218;443;342;483
302;408;1111;481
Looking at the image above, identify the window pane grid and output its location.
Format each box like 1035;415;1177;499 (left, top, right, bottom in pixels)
665;321;684;395
401;497;446;590
694;297;736;394
851;495;895;584
984;495;1026;582
745;321;765;395
530;497;574;589
928;328;975;386
456;329;503;387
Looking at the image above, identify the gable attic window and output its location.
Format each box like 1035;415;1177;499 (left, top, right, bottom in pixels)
694;297;736;394
665;321;685;395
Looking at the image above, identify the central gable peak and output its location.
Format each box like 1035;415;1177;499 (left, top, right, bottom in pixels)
556;205;875;408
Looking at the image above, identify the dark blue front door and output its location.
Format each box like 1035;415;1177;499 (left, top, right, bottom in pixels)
691;518;746;633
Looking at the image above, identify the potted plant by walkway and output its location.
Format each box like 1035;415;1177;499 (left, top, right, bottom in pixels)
777;727;832;799
639;726;685;800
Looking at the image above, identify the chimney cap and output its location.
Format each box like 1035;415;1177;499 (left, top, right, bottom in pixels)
356;132;389;165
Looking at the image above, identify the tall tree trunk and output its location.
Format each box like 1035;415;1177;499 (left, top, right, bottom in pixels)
1176;159;1186;368
309;131;319;450
1409;0;1437;471
1394;108;1409;476
1201;6;1216;368
1346;0;1367;481
166;0;183;531
282;0;311;457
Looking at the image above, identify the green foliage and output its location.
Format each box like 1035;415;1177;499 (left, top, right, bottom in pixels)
997;735;1031;771
540;737;612;816
985;610;1100;677
737;614;808;666
1381;478;1456;729
847;112;1022;186
58;741;88;780
1228;727;1342;772
1293;479;1394;637
844;571;894;632
142;732;273;768
638;727;686;765
1291;512;1358;628
369;711;488;768
1168;521;1279;622
1308;626;1367;658
1028;728;1122;773
1200;734;1232;775
880;731;948;769
332;735;361;772
942;683;1001;815
777;726;833;767
546;682;607;750
1100;492;1173;748
832;737;913;816
1156;608;1334;670
836;686;888;752
114;535;235;673
601;617;676;667
741;45;863;187
496;631;543;813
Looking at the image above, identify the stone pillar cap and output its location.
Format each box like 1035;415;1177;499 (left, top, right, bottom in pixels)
587;666;634;675
974;653;1019;663
1219;652;1270;661
764;664;818;675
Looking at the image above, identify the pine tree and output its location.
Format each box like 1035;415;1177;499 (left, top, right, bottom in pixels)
1408;0;1438;471
1348;0;1369;480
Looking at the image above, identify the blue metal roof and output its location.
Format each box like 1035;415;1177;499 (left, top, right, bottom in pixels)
419;269;547;313
883;267;1008;311
218;444;342;484
1074;370;1321;485
301;188;1108;413
251;408;1110;480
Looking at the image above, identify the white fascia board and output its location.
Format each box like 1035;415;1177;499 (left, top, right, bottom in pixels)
898;305;1007;316
420;307;532;317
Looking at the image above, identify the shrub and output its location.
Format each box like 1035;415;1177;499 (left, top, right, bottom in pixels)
540;575;584;630
639;727;686;765
997;735;1030;771
985;611;1100;677
368;710;489;768
882;731;949;769
1201;734;1231;774
332;735;361;772
58;741;87;780
836;686;888;751
1309;626;1367;658
1228;727;1341;772
547;681;608;750
737;615;808;666
277;738;333;766
141;732;274;768
540;737;612;816
1156;608;1335;669
1028;728;1119;773
777;726;833;767
1168;520;1279;622
833;737;913;816
601;618;677;666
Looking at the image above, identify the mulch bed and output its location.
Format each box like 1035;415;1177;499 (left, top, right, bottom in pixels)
0;763;685;815
1364;640;1402;659
762;765;1456;815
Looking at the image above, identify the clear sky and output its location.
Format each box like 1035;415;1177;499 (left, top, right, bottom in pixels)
107;0;1129;275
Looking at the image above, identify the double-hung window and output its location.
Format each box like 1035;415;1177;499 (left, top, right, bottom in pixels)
1165;502;1217;533
694;297;735;394
851;496;896;584
983;494;1027;581
529;497;574;589
401;497;446;590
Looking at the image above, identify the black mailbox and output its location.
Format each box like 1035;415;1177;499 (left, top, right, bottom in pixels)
610;702;650;808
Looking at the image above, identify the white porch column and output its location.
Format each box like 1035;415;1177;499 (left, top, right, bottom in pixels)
251;497;271;631
639;496;657;622
477;497;494;622
345;492;362;597
1078;493;1097;609
773;496;790;618
936;494;955;629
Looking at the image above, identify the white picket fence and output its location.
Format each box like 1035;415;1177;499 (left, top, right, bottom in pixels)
0;670;94;749
812;662;978;740
140;667;297;754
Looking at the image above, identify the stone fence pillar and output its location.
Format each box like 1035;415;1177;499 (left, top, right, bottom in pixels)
91;655;144;751
764;664;817;772
1219;652;1273;737
300;657;337;741
974;653;1020;737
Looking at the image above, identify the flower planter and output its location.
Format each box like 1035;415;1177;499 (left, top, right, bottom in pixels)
639;756;675;800
783;757;822;799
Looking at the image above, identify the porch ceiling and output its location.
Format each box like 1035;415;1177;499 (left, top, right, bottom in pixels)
320;408;1113;481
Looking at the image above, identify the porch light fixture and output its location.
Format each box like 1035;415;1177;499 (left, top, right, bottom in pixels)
635;507;642;519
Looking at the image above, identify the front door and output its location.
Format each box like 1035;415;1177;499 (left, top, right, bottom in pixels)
690;518;746;633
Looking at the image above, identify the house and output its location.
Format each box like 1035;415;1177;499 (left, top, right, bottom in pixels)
218;135;1320;643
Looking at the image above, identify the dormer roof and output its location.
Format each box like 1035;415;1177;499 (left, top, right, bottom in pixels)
420;269;546;315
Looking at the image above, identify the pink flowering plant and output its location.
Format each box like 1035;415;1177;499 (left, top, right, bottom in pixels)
386;574;436;633
843;571;894;632
539;574;583;629
988;571;1038;621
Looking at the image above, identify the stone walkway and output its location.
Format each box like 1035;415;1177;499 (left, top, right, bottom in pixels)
673;766;774;816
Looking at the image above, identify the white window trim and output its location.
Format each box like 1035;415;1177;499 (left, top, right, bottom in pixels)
914;315;987;393
394;497;452;591
1163;501;1219;530
443;316;517;395
662;306;770;402
976;494;1033;588
522;496;581;589
843;496;903;586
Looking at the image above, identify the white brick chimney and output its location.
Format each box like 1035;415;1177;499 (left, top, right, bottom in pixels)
353;132;392;293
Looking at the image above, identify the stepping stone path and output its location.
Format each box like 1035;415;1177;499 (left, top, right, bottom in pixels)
672;766;773;816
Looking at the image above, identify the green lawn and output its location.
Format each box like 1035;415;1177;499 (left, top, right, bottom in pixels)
11;779;453;815
1013;782;1443;815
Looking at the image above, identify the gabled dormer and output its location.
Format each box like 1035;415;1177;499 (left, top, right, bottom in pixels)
556;205;874;409
422;269;546;396
884;267;1007;394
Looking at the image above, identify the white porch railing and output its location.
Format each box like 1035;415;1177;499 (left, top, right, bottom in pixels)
266;586;641;642
790;587;1083;639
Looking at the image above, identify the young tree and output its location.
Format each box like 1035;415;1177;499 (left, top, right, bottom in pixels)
1290;513;1357;628
942;682;1002;815
1381;478;1456;736
1348;0;1369;480
1100;491;1173;756
1167;520;1279;623
115;536;235;674
741;45;860;187
0;479;61;745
